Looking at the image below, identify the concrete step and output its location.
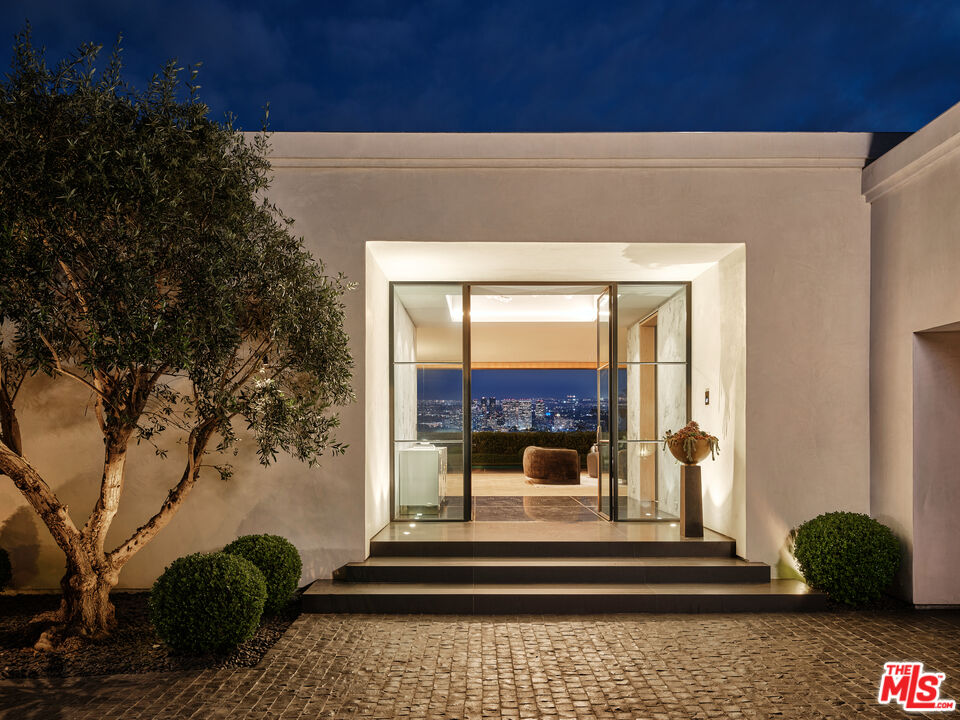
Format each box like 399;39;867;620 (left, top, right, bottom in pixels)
335;556;770;584
369;538;737;558
304;579;826;614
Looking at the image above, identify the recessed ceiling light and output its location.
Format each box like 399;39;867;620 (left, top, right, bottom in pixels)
446;294;598;322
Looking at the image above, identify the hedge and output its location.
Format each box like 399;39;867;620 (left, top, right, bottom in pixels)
793;511;901;606
150;552;267;653
420;431;595;468
223;534;301;614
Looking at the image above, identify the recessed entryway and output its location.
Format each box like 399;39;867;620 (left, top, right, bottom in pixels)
913;322;960;605
390;281;692;522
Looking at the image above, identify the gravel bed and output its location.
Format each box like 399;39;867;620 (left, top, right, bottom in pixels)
0;591;300;679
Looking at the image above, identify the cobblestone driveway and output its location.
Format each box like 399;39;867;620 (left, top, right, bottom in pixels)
2;611;959;719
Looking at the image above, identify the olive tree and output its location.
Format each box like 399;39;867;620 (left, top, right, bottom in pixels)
0;30;353;649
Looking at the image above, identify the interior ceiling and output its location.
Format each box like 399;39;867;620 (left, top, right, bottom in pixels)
384;242;727;328
370;241;741;282
395;283;683;327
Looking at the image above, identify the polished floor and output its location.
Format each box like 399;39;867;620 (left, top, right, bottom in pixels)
373;520;731;544
472;495;601;521
471;469;599;496
404;469;676;521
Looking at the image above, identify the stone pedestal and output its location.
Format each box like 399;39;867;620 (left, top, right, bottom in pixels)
680;465;703;537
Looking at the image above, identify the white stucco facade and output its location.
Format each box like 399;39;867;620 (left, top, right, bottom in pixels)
270;130;877;577
3;110;959;605
863;103;960;605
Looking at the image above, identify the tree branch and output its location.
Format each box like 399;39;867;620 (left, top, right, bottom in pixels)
0;385;22;457
81;428;132;554
225;342;275;396
36;329;110;431
0;356;24;456
0;438;82;559
108;419;217;568
223;338;271;387
84;367;166;553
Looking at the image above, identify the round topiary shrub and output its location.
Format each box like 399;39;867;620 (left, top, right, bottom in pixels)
223;534;302;614
150;552;266;653
793;511;901;606
0;547;12;590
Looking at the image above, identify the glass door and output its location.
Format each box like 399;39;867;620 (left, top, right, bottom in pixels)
596;288;613;520
391;283;468;520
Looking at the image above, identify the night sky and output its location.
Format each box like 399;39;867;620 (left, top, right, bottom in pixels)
3;1;959;133
473;369;596;400
417;369;631;401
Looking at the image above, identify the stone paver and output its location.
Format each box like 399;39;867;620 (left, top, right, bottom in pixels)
2;611;959;719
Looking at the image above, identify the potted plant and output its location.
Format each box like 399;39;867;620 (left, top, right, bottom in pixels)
661;421;719;465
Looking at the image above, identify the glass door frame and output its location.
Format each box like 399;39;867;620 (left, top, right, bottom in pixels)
388;280;692;522
609;281;693;521
596;287;613;520
389;282;472;522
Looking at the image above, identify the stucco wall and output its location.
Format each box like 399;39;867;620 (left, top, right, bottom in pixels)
364;249;391;547
1;132;877;586
863;101;960;603
692;247;747;557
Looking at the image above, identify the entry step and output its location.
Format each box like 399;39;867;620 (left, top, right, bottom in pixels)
335;556;770;584
370;538;736;558
304;579;826;614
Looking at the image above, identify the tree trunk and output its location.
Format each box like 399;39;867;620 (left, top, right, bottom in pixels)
2;415;215;650
35;559;118;651
0;391;22;456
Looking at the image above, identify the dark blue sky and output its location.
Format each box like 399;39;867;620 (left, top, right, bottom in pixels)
418;369;597;401
420;369;604;401
474;369;597;401
3;1;959;132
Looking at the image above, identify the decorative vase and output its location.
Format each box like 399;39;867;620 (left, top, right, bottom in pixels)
667;437;712;465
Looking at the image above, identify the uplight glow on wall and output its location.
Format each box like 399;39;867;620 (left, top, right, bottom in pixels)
446;294;600;322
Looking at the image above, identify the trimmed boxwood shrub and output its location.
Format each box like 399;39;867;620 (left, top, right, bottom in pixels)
223;534;301;614
0;547;11;590
150;552;266;653
793;511;901;606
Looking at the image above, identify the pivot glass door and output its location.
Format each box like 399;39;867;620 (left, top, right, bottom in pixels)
389;281;689;523
391;284;468;520
596;288;613;520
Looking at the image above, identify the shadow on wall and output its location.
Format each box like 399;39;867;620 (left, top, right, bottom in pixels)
0;506;40;587
0;505;66;589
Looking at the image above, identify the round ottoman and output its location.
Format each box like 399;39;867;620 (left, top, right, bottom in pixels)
522;446;580;485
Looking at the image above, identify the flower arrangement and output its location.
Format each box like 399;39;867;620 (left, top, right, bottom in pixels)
661;421;719;464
